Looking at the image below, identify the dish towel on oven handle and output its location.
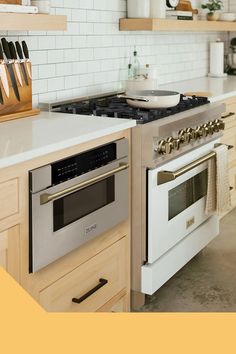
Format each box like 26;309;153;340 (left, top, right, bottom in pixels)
205;144;231;215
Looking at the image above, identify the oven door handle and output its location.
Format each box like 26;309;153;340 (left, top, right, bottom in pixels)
40;162;129;205
157;144;233;186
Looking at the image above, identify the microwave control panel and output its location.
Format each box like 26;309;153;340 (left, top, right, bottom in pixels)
51;143;117;185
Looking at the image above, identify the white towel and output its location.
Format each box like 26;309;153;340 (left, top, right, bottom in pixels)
205;145;231;215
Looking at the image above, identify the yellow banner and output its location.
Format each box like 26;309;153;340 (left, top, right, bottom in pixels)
0;267;235;354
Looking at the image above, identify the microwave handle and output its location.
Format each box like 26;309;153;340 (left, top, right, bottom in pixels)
158;143;233;185
40;162;129;205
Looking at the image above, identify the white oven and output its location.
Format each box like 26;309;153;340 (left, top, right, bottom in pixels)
142;139;221;295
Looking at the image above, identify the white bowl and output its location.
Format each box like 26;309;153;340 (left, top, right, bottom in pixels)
219;13;236;22
31;0;50;14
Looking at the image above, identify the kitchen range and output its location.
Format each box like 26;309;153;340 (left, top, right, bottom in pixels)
41;92;227;308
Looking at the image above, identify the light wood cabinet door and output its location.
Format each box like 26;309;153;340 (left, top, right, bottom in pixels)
221;110;236;131
221;129;236;168
0;178;19;222
39;237;127;312
221;99;236;215
99;294;130;313
109;295;129;312
0;225;20;282
229;166;236;208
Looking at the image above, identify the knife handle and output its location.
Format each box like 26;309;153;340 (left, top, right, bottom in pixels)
0;43;4;61
15;41;24;60
22;41;29;60
9;42;17;60
1;38;11;60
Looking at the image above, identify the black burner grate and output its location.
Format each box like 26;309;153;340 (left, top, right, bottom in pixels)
55;94;210;124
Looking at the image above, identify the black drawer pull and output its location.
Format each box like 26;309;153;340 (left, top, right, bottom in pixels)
221;112;235;119
72;278;108;304
230;186;234;191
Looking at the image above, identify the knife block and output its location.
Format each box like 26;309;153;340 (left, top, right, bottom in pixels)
0;62;40;123
0;1;21;4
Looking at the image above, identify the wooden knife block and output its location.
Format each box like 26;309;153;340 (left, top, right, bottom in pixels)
0;1;21;4
0;62;39;123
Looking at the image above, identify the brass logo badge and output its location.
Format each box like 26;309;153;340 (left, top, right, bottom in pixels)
186;217;195;229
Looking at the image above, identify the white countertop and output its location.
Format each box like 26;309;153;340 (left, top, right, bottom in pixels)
0;112;136;169
161;76;236;102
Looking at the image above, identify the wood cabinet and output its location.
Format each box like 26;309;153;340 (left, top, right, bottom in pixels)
0;178;19;221
221;97;236;211
0;128;131;312
39;238;127;312
0;226;20;282
98;293;129;312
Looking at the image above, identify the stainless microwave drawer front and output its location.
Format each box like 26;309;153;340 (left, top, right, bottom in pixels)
30;164;129;273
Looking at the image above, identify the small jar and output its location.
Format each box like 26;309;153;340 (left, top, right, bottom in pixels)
150;0;166;18
127;0;150;19
31;0;51;14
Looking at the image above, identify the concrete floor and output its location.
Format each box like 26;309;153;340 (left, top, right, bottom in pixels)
140;208;236;312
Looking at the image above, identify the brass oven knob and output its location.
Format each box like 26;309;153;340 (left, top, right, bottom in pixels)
184;128;194;143
178;129;185;143
173;138;182;150
166;137;174;154
156;139;174;155
201;124;209;137
219;119;225;130
214;119;225;132
207;122;214;135
166;141;174;154
157;139;167;154
195;126;203;139
213;119;220;132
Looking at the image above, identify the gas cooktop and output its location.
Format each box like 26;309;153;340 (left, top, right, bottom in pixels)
53;94;210;125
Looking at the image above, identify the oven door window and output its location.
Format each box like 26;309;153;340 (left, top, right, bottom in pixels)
53;176;115;231
168;169;208;221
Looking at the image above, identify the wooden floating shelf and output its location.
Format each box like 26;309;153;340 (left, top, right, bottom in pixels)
119;18;236;32
0;13;67;31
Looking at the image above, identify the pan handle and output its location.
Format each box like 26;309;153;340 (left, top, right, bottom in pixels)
117;94;149;102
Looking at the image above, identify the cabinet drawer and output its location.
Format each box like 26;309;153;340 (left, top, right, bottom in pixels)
222;107;236;130
0;179;19;221
39;237;127;312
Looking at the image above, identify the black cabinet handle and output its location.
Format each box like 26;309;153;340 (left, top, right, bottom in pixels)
72;278;108;304
230;186;234;191
221;112;235;119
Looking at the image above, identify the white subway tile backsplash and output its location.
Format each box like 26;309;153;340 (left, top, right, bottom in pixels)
64;49;80;63
48;77;65;92
56;63;74;77
30;51;48;65
39;64;56;79
79;48;94;61
33;79;48;94
71;9;86;22
38;36;56;50
1;1;230;105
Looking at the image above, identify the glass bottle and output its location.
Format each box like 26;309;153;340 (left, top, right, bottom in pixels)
130;49;140;79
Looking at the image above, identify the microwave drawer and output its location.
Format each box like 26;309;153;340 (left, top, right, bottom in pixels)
39;237;127;312
0;178;18;222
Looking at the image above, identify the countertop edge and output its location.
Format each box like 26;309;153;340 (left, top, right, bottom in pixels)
209;91;236;103
0;120;136;169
